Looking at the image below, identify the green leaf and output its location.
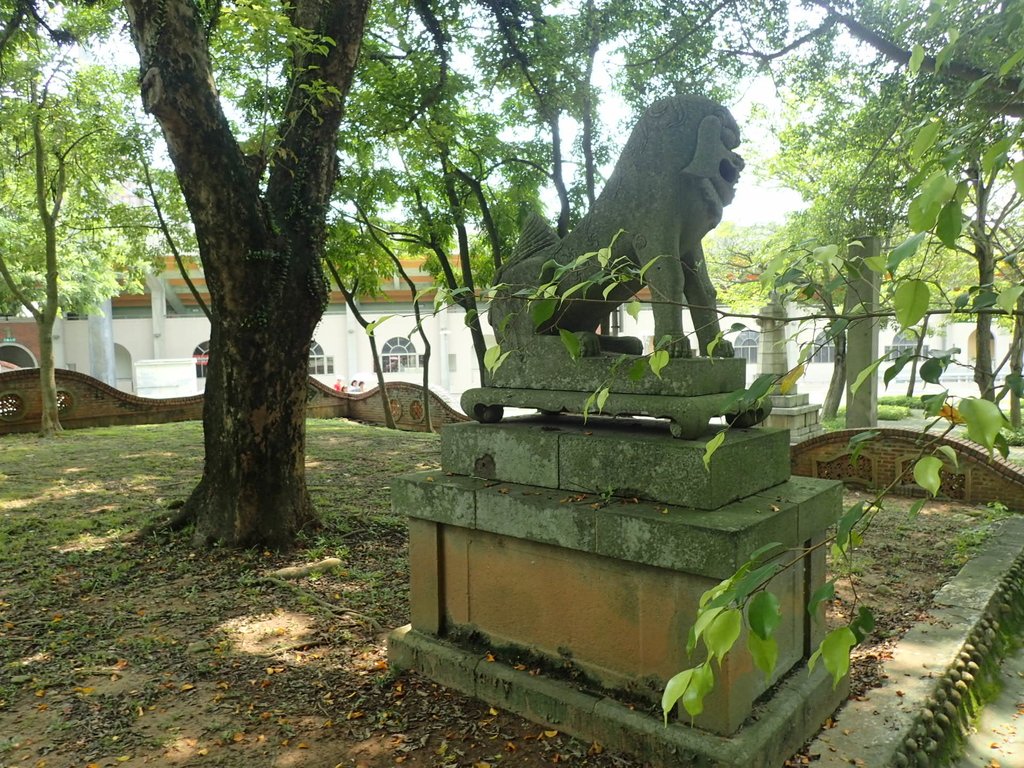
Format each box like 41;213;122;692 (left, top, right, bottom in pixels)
848;430;880;464
835;502;866;553
850;357;884;396
704;608;742;665
887;232;927;272
682;662;715;718
483;344;502;372
959;398;1007;455
661;668;693;725
982;138;1013;175
863;255;888;273
649;349;669;379
999;46;1024;77
919;356;949;384
627;358;647;381
910;119;941;161
1013;163;1024;197
702;430;726;471
747;631;778;682
849;606;875;644
909;44;925;75
936;444;959;469
531;297;557;329
884;353;915;387
595;386;610;412
921;392;949;416
893;279;931;329
815;627;857;689
748;591;781;641
913;456;943;497
936;200;962;248
746;541;785;564
558;328;581;361
996;285;1024;314
687;606;725;653
807;581;836;622
364;314;394;336
625;299;641;322
908;499;926;520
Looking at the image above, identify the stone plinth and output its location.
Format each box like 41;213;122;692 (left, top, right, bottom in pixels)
390;416;845;764
440;416;789;510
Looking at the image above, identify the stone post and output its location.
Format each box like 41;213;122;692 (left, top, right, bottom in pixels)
147;273;167;359
758;294;823;443
844;237;881;428
88;299;117;387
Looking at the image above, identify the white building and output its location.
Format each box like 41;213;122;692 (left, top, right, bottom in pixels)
0;256;1012;406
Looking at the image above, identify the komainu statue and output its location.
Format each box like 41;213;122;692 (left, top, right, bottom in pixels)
489;93;744;359
463;94;767;438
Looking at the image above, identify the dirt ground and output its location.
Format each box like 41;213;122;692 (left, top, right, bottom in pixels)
0;420;1011;768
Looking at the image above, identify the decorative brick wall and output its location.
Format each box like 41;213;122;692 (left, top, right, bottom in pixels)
346;381;469;432
0;370;466;435
791;428;1024;510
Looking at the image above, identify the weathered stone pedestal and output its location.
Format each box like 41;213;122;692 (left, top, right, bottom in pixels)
764;392;824;444
757;296;823;444
389;415;845;767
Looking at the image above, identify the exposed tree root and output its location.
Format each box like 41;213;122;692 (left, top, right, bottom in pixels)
258;574;381;632
267;558;343;580
131;504;198;541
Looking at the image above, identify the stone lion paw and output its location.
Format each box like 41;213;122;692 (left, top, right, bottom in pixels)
576;331;603;357
666;336;692;358
711;339;735;358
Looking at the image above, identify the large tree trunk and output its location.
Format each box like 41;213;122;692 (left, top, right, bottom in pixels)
124;0;369;548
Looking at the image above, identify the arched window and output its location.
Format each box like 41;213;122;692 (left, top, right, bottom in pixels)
0;343;36;368
885;329;927;360
381;336;422;373
810;332;836;364
307;341;334;375
193;341;210;378
734;329;759;364
967;330;995;363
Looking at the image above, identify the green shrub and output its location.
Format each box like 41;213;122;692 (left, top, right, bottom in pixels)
820;404;910;430
1002;426;1024;447
877;404;911;420
878;395;921;409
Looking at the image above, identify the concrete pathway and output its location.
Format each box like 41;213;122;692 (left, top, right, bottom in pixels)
953;646;1024;768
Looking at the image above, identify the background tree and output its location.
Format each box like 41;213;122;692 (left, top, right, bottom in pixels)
0;39;150;435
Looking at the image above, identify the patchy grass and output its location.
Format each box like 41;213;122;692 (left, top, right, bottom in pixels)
0;420;1012;767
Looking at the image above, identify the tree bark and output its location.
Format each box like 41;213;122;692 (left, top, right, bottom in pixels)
822;330;846;420
123;0;369;548
968;167;996;401
1009;293;1023;428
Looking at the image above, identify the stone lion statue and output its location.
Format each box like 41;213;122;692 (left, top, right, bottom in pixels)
490;94;743;359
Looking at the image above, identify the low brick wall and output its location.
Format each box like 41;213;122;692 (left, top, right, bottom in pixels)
346;380;469;432
0;369;466;435
791;428;1024;510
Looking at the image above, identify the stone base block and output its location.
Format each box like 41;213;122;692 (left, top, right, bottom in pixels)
770;393;811;408
396;471;843;735
389;626;848;768
440;415;790;509
489;339;746;396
